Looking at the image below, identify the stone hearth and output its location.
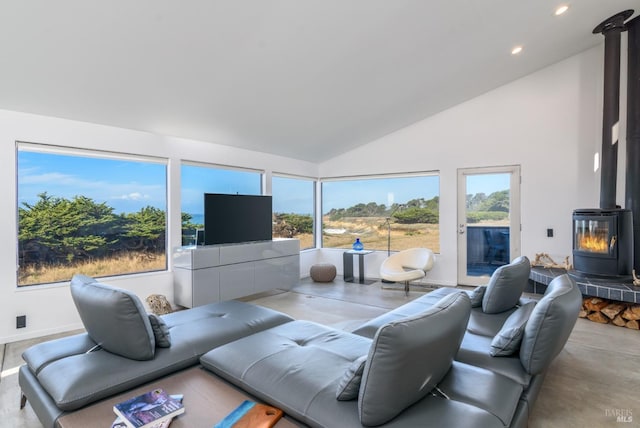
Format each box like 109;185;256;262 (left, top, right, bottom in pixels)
528;266;640;304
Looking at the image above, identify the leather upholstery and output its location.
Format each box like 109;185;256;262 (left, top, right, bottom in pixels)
490;302;536;356
519;274;582;374
148;314;172;347
336;355;367;400
349;271;581;427
200;296;507;428
22;271;580;428
20;299;293;426
70;274;155;360
351;289;451;337
482;256;531;314
438;361;524;426
200;320;373;427
358;292;471;426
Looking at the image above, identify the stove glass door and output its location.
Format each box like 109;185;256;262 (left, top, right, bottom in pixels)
574;218;612;255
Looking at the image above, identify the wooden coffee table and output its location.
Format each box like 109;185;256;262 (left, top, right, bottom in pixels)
56;366;299;427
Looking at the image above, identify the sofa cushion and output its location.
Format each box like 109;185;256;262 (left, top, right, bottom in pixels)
70;274;155;361
351;287;460;339
456;332;531;387
490;302;536;356
482;256;531;314
358;291;471;426
336;355;367;401
519;274;581;375
437;361;524;426
200;320;372;427
469;286;486;307
148;314;172;348
466;307;514;337
22;333;96;376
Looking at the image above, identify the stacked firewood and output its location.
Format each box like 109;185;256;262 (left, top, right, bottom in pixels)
580;297;640;329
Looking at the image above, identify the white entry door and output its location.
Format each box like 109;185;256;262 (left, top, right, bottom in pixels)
457;166;521;286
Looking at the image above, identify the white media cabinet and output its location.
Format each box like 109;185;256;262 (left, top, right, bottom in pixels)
173;239;300;308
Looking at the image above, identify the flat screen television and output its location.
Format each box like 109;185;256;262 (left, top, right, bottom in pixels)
203;193;272;245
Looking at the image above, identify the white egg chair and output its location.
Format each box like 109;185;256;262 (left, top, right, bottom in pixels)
380;248;435;294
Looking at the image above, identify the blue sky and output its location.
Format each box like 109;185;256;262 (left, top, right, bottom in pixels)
322;176;440;213
466;173;510;196
181;165;260;215
18;151;510;216
272;176;314;215
18;151;167;213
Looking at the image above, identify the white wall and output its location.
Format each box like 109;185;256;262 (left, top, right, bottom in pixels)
319;45;617;286
0;110;317;344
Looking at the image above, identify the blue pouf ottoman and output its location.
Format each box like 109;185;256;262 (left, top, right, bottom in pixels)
310;263;337;282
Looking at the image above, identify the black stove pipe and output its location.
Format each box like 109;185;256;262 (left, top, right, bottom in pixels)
593;11;632;209
626;15;640;273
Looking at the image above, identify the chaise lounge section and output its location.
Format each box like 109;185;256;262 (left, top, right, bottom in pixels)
198;258;581;427
19;274;294;428
200;291;495;427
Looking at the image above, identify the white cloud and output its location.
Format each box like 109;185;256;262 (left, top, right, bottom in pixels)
19;172;84;186
117;192;150;201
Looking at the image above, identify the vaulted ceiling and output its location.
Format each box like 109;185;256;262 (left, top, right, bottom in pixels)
0;1;637;161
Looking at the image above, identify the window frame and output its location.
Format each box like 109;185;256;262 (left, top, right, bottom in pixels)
179;160;264;245
271;172;317;250
320;171;440;253
16;141;169;287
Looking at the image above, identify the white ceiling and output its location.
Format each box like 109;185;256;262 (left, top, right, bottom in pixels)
0;1;637;162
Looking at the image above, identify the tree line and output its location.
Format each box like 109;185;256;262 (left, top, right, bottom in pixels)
322;190;509;225
325;197;440;224
19;193;166;267
465;190;509;223
19;190;508;266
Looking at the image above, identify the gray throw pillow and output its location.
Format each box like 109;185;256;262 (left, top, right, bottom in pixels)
336;355;367;401
469;286;486;307
148;314;172;348
358;292;471;426
70;274;155;360
490;302;536;356
482;256;531;314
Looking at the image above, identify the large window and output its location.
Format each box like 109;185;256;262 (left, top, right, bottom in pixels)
272;175;315;250
17;144;168;286
321;174;440;252
180;163;262;245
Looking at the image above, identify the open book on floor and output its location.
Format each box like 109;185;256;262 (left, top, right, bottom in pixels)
113;389;184;428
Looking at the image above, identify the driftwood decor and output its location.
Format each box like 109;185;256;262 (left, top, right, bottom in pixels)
531;253;573;270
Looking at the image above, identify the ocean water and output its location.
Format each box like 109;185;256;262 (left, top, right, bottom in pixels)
187;213;204;226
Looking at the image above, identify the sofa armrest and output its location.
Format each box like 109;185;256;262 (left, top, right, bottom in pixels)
19;365;66;428
22;333;95;376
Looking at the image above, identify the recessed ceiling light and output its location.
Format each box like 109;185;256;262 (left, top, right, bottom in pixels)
555;5;569;16
511;46;523;55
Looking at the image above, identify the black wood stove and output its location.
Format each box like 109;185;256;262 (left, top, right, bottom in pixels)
572;208;633;277
572;10;638;279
